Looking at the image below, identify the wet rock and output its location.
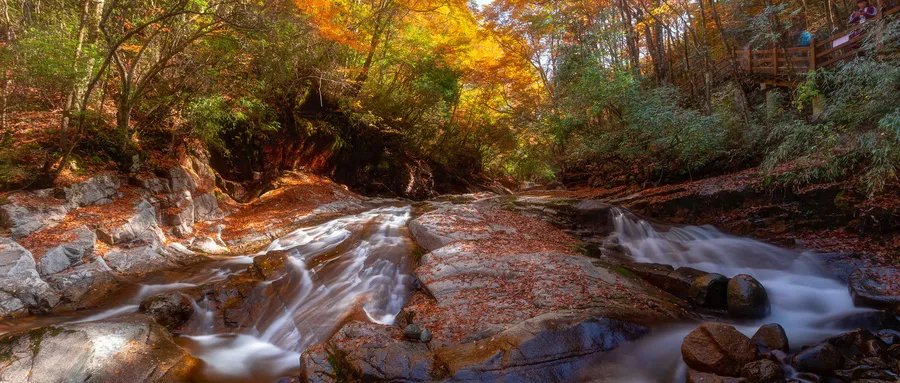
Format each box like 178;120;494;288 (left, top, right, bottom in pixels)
0;315;199;382
437;313;649;381
252;250;291;279
740;359;784;383
403;323;432;343
96;199;161;245
623;262;707;299
835;365;898;381
877;329;900;345
38;225;96;275
792;343;844;374
681;322;759;377
64;173;121;208
686;369;746;383
103;237;184;275
690;273;729;309
299;345;339;383
727;274;771;319
751;323;790;353
0;192;69;239
317;321;444;382
140;292;194;330
849;267;900;312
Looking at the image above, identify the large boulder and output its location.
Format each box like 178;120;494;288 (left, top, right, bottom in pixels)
849;267;900;312
689;273;729;309
750;323;789;353
681;322;759;377
37;225;96;275
0;315;199;382
97;199;161;245
303;321;444;382
791;342;844;374
0;237;40;276
739;359;783;383
405;202;692;381
0;238;60;317
0;191;69;239
727;274;771;319
64;173;121;208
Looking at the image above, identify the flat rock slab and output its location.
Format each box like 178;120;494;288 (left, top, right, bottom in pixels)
849;267;900;312
0;314;199;382
399;201;694;381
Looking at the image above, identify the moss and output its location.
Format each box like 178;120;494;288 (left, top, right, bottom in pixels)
612;266;636;279
326;349;349;382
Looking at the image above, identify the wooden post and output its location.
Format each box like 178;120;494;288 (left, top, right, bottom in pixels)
772;44;778;78
747;47;753;74
810;38;817;71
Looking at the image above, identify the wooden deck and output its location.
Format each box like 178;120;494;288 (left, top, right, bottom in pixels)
700;4;900;88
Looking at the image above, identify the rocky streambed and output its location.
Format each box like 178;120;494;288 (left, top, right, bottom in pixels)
0;171;899;382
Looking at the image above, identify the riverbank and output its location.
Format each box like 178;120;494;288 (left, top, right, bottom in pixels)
0;165;898;382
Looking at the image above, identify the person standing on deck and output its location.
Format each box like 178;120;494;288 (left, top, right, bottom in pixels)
849;0;879;37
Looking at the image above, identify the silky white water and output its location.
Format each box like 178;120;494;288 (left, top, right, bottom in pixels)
179;205;417;382
595;208;874;382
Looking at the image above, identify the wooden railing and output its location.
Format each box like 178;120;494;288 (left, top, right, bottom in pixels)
715;4;900;87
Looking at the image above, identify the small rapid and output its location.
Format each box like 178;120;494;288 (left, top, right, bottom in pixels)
596;208;875;382
179;205;417;381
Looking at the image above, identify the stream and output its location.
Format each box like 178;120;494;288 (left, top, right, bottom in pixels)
0;202;878;382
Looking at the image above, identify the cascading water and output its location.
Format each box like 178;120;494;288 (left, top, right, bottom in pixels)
591;207;875;382
177;205;417;382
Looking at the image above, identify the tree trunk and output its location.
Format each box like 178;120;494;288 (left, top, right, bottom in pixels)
708;0;751;122
59;0;104;152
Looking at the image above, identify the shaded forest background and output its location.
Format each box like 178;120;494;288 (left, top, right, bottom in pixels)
1;0;899;199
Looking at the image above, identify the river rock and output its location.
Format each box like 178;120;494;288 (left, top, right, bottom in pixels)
64;172;121;208
0;315;199;382
38;225;96;275
690;273;729;309
751;323;790;353
0;238;60;316
877;329;900;345
625;263;708;300
681;322;759;377
252;250;291;279
408;204;495;251
0;192;69;239
727;274;770;319
849;267;900;312
792;343;845;374
97;199;161;245
740;359;783;383
314;321;444;382
686;369;746;383
47;259;121;310
140;292;194;330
